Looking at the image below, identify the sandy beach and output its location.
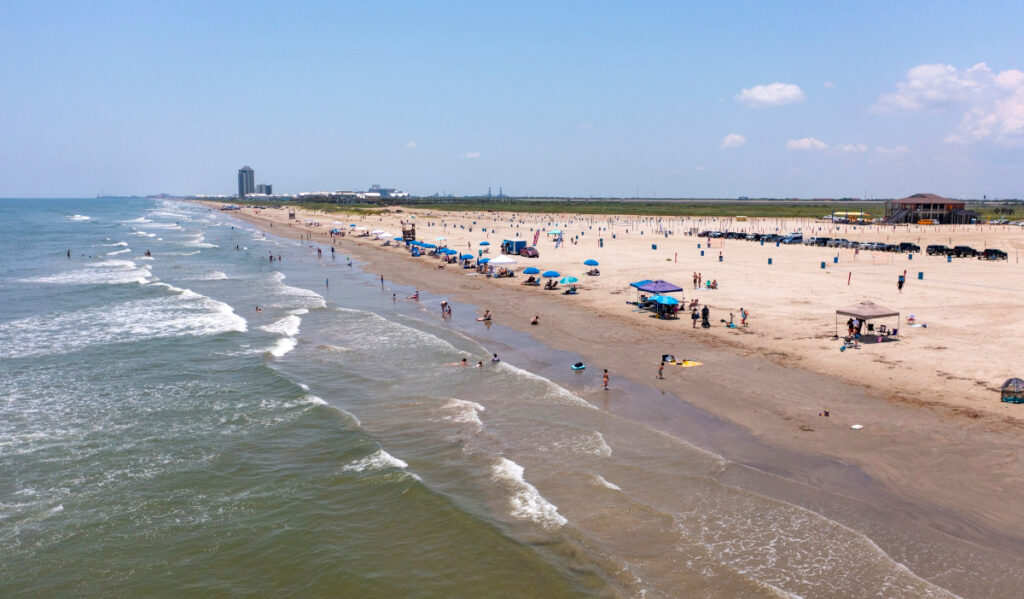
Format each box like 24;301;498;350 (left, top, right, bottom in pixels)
211;201;1024;585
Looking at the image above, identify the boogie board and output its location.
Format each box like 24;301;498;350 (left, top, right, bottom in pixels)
570;362;586;371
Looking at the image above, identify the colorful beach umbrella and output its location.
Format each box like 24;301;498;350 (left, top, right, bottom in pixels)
523;267;540;274
542;270;560;278
583;259;599;266
559;276;578;284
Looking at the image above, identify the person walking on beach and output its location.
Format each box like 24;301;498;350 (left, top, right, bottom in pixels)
897;275;905;294
698;273;703;288
658;362;664;379
691;308;699;328
740;307;748;327
602;369;610;390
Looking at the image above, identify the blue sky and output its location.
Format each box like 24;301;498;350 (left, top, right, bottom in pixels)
2;1;1023;198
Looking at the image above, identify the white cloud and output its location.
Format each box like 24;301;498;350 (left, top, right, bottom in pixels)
736;82;806;107
695;165;706;171
578;122;594;130
405;141;416;148
875;145;911;157
838;143;868;153
459;151;481;159
874;62;1024;144
719;133;746;149
823;81;836;89
786;137;827;151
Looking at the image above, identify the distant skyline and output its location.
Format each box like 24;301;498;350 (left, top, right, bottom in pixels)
2;1;1023;198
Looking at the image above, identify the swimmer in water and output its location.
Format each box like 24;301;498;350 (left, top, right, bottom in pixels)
408;290;420;300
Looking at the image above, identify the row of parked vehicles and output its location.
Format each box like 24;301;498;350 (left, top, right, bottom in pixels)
697;230;1008;260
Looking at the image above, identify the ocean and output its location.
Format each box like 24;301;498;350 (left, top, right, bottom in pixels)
0;198;999;598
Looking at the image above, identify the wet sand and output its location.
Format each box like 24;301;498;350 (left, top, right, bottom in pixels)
210;202;1024;596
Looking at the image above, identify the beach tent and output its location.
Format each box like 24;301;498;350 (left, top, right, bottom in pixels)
629;279;653;289
650;294;680;305
637;280;684;294
1001;378;1024;404
835;300;900;339
378;232;394;239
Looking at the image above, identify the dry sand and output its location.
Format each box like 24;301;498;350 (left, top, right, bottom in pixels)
210;202;1024;558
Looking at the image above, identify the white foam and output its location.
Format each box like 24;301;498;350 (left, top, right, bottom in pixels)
491;457;567;529
106;248;131;256
185;233;218;248
594;474;621;491
132;231;157;238
344;448;408;473
498;362;597;409
261;315;301;337
441;398;486;428
190;270;228;280
0;287;247;358
305;394;328;406
120;217;153;224
68;214;91;221
265;272;327;310
137;222;182;230
103;241;129;247
266;337;298;358
22;259;152;286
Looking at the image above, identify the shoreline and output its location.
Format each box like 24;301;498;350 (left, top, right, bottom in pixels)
209;202;1024;594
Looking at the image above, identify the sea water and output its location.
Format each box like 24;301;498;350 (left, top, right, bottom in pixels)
0;198;1015;598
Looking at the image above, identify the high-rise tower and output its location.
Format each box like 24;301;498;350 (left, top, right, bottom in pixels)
238;166;255;198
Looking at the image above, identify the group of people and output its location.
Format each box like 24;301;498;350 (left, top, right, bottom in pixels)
845;317;864;348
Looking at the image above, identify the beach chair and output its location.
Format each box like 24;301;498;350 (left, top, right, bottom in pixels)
878;324;888;334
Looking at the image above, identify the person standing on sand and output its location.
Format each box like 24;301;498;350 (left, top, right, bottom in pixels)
693;272;698;289
602;369;610;390
658;362;664;379
897;275;905;294
698;273;703;288
691;308;699;328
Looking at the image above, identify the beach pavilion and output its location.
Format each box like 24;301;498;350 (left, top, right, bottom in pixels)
835;300;900;341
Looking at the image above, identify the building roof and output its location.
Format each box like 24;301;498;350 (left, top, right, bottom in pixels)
892;192;961;205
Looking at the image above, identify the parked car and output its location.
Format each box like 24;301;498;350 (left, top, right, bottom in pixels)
697;231;712;237
827;238;847;248
953;245;978;257
519;246;539;258
780;234;803;244
898;242;921;253
879;244;899;252
980;248;1008;260
926;244;952;256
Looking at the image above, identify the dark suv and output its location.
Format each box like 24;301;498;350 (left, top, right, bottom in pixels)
953;245;978;257
898;242;921;253
926;244;952;256
981;248;1008;260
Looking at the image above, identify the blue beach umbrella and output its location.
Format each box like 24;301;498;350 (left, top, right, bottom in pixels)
349;224;356;227
460;253;474;260
542;270;560;278
422;243;437;249
583;259;599;266
650;294;680;305
559;276;578;284
479;257;490;263
523;267;540;274
479;241;490;245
